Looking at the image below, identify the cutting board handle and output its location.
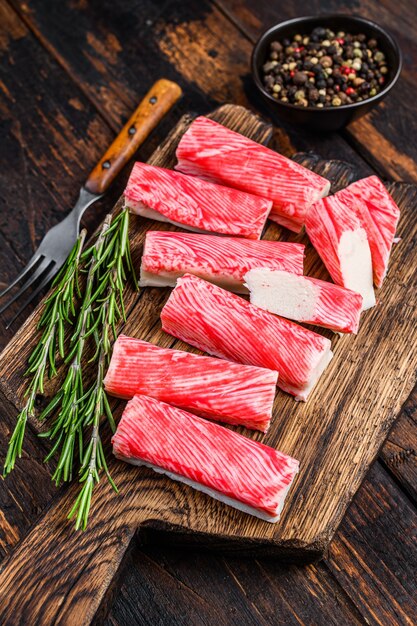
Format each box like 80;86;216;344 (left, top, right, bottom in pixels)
85;79;182;195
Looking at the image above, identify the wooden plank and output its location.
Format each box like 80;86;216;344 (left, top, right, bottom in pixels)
9;0;375;173
327;462;417;625
106;547;363;626
213;0;417;182
380;386;417;504
0;105;416;626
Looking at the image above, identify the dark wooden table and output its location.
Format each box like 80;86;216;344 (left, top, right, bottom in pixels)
0;1;416;624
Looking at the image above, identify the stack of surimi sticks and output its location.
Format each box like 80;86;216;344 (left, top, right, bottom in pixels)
110;117;401;523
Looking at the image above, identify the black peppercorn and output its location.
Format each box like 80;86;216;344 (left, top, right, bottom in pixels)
271;41;283;52
293;71;307;85
309;88;319;102
312;26;326;39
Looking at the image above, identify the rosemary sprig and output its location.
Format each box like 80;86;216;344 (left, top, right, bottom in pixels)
68;209;136;529
39;216;113;485
67;273;118;530
3;206;136;530
3;230;86;476
40;208;136;528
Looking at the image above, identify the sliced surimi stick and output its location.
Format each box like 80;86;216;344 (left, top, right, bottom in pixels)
140;231;305;293
305;194;376;310
175;116;330;232
244;269;363;334
112;394;300;523
339;176;401;288
104;335;278;432
161;273;333;401
124;161;272;239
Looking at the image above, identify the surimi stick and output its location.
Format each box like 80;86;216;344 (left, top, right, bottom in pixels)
245;269;363;334
339;176;401;288
124;161;272;239
104;336;278;432
140;231;305;293
161;273;333;401
305;194;376;310
112;395;300;523
175;116;330;232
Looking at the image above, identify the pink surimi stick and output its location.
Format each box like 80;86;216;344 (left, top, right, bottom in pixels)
104;336;278;432
161;274;333;401
175;116;330;232
305;194;376;310
244;269;363;334
339;176;401;288
112;395;300;522
124;161;272;239
140;231;305;293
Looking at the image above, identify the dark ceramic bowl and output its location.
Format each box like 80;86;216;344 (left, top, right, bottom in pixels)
251;14;402;131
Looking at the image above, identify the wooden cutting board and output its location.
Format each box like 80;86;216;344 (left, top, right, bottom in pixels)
0;104;416;624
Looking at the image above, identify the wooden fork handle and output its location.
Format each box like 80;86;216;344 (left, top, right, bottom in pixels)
85;79;182;195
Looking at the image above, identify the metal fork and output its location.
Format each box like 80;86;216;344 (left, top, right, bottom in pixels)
0;79;182;327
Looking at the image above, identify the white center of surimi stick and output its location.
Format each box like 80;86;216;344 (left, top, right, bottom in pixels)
338;229;376;310
244;269;319;321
